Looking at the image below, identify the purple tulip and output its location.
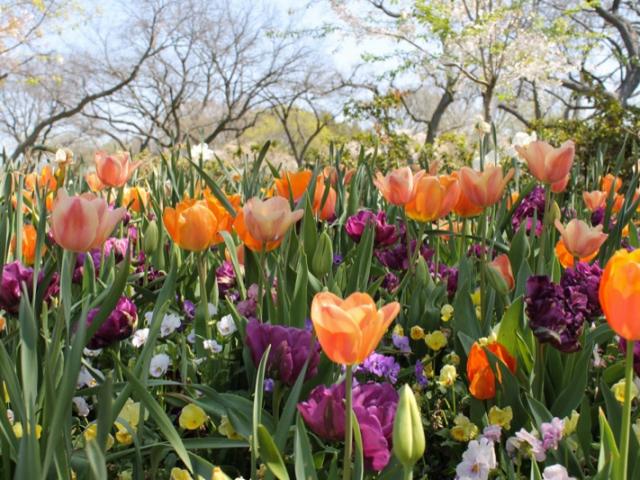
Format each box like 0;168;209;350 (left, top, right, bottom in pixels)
512;185;545;235
0;261;34;313
298;382;398;471
86;296;138;349
245;319;321;386
216;261;236;297
345;210;400;247
560;261;602;318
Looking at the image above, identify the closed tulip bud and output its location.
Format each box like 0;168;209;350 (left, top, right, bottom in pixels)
311;231;333;277
393;385;425;472
486;254;515;294
143;221;159;255
550;201;561;223
415;256;429;285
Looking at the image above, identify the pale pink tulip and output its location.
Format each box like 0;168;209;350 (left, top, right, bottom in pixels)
374;167;423;206
554;218;608;259
458;166;514;208
95;151;141;188
243;197;303;244
583;191;608;212
516;140;575;185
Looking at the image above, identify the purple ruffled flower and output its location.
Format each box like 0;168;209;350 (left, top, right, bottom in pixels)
298;382;398;471
0;261;34;313
245;319;321;386
375;240;431;271
381;272;400;292
183;300;196;320
560;261;602;318
392;334;410;353
540;417;564;451
512;186;545;235
86;296;138;349
525;275;588;353
216;261;236;297
345;210;400;247
355;353;400;384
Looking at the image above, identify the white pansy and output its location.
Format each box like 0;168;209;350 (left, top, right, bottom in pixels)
83;348;102;357
149;353;171;378
72;397;90;417
144;311;154;324
217;315;237;337
77;366;97;388
203;339;223;354
131;328;149;348
187;330;196;344
160;313;181;337
208;303;218;316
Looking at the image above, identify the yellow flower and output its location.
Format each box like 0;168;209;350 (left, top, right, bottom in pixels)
470;290;481;306
211;467;233;480
450;414;479;442
446;352;460;366
563;410;579;436
424;361;434;379
488;406;513;430
114;398;149;444
612;379;639;403
410;326;425;340
425;330;447;351
393;324;405;337
3;382;9;403
475;306;481;319
13;422;42;439
170;468;193;480
438;364;457;388
440;304;454;322
84;423;114;450
179;404;208;430
218;415;242;440
115;428;133;446
118;471;133;480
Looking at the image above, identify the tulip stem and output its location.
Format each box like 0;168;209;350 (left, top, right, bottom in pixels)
536;187;552;274
402;465;413;480
197;254;211;356
343;364;354;480
620;339;634;480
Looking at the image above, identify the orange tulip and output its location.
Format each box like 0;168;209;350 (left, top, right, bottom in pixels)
10;224;40;265
51;189;126;253
601;174;622;194
312;177;337;221
233;210;282;252
488;254;515;291
242;197;303;246
123;187;149;213
225;244;245;266
466;341;516;400
310;292;400;365
85;172;105;192
583;191;608;212
94;151;141;188
163;199;218;252
274;170;312;202
458;165;514;208
25;166;56;192
405;174;460;222
554;239;598;268
516;140;575;185
554;219;607;259
453;187;484;218
612;194;625;213
600;249;640;340
204;191;241;244
374;167;422;206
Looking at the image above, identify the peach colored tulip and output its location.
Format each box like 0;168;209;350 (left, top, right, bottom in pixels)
488;254;515;291
310;292;400;365
242;197;303;245
405;174;460;222
94;151;141;188
233;210;282;253
274;170;312;202
554;219;608;259
551;175;569;193
599;249;640;340
554;239;598;268
583;191;608;212
516;140;575;185
312;177;337;221
459;166;514;208
374;167;421;206
85;172;105;192
51;189;126;252
163;199;218;252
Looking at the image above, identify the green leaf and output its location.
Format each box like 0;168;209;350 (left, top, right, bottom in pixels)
274;360;309;450
496;296;523;357
253;346;272;459
290;249;309;327
85;440;107;480
257;424;290;480
294;415;318;480
351;411;364;480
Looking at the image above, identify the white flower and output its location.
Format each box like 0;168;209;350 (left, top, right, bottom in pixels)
217;315;237;337
473;115;491;135
77;366;96;388
193;357;206;366
187;330;196;344
149;353;171;378
54;148;69;163
72;397;90;417
191;143;214;162
208;303;218;316
6;409;14;425
160;313;181;338
203;339;223;354
507;131;537;157
131;328;149;348
144;311;154;324
542;465;575;480
83;348;102;357
455;437;497;480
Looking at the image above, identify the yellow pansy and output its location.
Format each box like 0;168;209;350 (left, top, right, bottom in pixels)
211;467;233;480
218;415;242;440
83;423;114;450
179;404;208;430
488;406;513;430
425;331;447;351
470;290;481;306
563;410;580;436
114;398;149;444
13;422;42;439
118;471;133;480
393;324;405;337
450;414;479;442
440;304;454;322
612;379;639;403
170;468;193;480
438;364;457;388
410;326;425;340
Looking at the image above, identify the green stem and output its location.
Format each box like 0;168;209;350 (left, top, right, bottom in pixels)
258;245;267;320
534;342;546;402
536;186;552;274
402;465;413;480
620;339;635;480
402;209;414;274
343;365;354;480
196;254;211;356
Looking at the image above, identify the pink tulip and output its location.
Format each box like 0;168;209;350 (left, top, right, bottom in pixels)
551;175;569;193
516;140;575;185
583;191;608;212
243;197;303;244
458;165;514;208
95;151;141;188
51;189;126;252
374;167;423;206
554;218;608;259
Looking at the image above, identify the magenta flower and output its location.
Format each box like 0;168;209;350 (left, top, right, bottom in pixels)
86;296;138;349
0;261;34;313
245;319;321;386
297;382;398;471
345;210;400;246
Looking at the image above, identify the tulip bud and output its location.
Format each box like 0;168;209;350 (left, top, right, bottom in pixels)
486;254;514;295
550;201;561;223
393;385;425;471
311;231;333;277
143;221;159;255
415;256;429;285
